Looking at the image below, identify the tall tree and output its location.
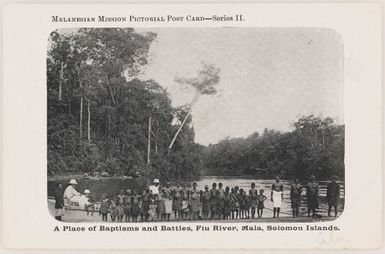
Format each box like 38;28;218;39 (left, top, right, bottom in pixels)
168;63;221;153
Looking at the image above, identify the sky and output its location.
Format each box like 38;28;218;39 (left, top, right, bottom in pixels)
138;28;344;145
137;28;344;146
54;28;344;145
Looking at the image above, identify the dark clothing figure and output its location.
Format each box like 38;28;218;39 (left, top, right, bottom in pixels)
54;185;64;221
306;181;319;217
140;193;150;222
290;182;303;217
327;181;340;217
99;198;109;221
124;195;132;222
249;188;258;218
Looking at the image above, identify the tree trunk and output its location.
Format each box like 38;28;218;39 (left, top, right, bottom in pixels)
108;113;111;138
79;97;83;138
168;111;191;154
168;92;199;154
78;68;83;139
106;75;116;104
59;62;63;101
107;101;111;138
68;98;71;114
154;132;158;155
87;99;91;141
147;116;152;165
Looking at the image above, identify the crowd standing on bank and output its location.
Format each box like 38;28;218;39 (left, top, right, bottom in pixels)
54;175;341;222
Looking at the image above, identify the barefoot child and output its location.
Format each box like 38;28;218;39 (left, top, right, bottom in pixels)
223;187;232;220
239;189;246;219
201;185;211;220
230;188;239;220
249;182;258;219
217;183;225;219
172;182;183;221
148;191;157;222
109;197;118;222
163;183;173;221
210;183;218;220
99;194;109;222
189;182;200;220
156;186;165;221
116;200;125;222
84;190;95;216
257;189;267;218
131;190;140;222
181;183;190;220
124;189;132;222
140;189;150;222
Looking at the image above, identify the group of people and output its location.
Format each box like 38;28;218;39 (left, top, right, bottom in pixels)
53;175;341;222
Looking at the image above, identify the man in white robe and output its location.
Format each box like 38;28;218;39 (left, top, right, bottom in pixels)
63;179;81;205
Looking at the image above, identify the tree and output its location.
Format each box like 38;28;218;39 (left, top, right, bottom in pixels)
48;28;205;181
168;63;221;153
202;115;344;180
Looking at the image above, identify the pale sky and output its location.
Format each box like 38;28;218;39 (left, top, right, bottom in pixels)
138;28;344;146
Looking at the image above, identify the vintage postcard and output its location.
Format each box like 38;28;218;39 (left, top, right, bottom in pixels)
2;3;383;250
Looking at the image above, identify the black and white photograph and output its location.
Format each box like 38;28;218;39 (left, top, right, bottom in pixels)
47;27;345;223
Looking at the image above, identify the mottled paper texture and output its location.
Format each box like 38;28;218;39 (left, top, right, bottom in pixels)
2;3;383;250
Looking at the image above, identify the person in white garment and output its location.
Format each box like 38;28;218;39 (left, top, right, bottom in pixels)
63;179;81;205
271;175;284;218
149;179;160;195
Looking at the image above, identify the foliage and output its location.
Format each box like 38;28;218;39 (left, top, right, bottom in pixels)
203;116;344;180
174;63;221;96
48;29;344;182
48;28;202;181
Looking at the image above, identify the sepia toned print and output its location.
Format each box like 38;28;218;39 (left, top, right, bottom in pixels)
47;27;344;223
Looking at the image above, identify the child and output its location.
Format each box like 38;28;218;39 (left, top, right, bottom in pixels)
140;189;150;222
131;191;140;222
148;191;157;222
210;183;218;220
117;190;126;207
181;183;189;220
223;187;232;220
172;182;183;221
249;182;258;219
109;197;118;222
156;186;165;221
239;189;246;219
84;189;95;216
217;183;225;219
189;182;200;220
201;185;211;220
116;200;125;222
230;188;239;220
245;192;251;219
257;189;267;218
124;189;132;222
163;183;173;221
239;189;250;219
99;194;109;222
234;186;241;220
